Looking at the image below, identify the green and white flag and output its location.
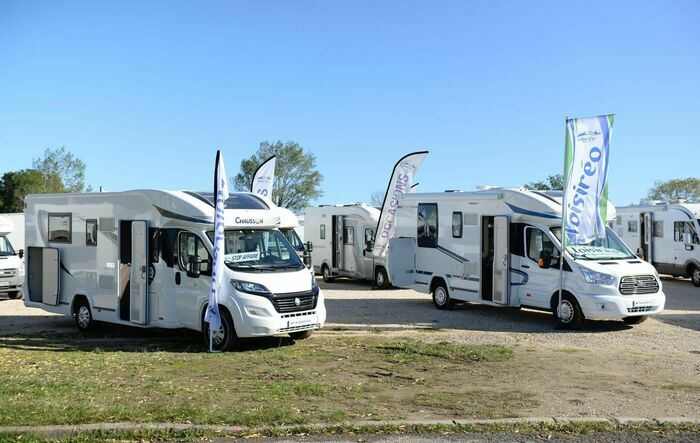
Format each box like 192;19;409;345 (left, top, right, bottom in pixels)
563;115;614;246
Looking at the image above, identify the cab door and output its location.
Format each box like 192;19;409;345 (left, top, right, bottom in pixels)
174;231;212;329
519;225;560;309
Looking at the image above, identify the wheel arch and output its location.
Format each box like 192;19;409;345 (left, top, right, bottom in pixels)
430;276;447;293
549;290;577;311
684;259;700;276
200;302;237;335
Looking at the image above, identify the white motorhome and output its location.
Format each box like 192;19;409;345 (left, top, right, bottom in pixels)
304;203;391;288
186;191;311;267
0;215;24;299
613;201;700;286
23;190;326;350
388;189;665;328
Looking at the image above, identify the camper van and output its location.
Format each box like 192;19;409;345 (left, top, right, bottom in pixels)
613;202;700;286
388;189;665;328
185;191;311;267
23;190;326;350
0;215;24;299
304;203;391;288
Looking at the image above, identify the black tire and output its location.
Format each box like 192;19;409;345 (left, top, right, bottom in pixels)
289;330;313;340
690;265;700;287
432;280;455;310
553;293;585;329
7;291;22;300
623;315;648;325
74;298;97;332
322;264;335;283
203;308;238;352
375;267;390;289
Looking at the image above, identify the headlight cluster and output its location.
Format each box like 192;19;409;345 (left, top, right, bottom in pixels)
230;279;271;296
579;266;615;285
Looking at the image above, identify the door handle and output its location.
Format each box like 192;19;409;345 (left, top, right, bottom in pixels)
140;265;147;279
521;264;530;269
175;272;181;285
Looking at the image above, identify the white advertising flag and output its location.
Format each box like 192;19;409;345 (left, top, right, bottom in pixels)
205;150;229;342
562;115;614;246
372;151;428;257
251;156;276;198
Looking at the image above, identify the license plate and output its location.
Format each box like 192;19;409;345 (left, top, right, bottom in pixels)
0;282;9;288
288;317;315;328
633;300;653;308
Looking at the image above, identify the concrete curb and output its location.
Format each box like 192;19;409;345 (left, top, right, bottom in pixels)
1;417;699;438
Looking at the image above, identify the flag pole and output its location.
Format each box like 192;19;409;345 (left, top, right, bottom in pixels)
558;117;570;325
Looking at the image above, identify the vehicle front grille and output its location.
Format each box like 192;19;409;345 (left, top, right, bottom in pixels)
619;275;659;295
627;306;655;313
0;268;16;278
271;290;317;313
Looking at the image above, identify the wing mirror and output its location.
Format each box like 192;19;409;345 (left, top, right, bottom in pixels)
187;255;201;278
17;249;24;259
305;241;313;253
538;250;552;269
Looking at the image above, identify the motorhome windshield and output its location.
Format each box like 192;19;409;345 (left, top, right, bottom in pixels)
206;229;304;272
0;236;15;256
551;226;636;260
280;228;305;252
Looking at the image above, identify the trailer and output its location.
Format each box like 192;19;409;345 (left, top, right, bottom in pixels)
304;203;391;288
0;215;24;299
613;201;700;286
388;188;665;328
24;190;326;350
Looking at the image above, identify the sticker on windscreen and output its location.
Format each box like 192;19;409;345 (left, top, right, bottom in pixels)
225;251;261;263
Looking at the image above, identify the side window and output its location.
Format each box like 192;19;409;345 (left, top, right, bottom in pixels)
178;232;212;275
417;203;438;248
320;224;326;240
525;227;559;266
452;212;463;238
86;219;97;246
627;221;638;233
48;213;72;243
674;221;699;244
343;226;354;245
653;221;663;238
364;228;375;247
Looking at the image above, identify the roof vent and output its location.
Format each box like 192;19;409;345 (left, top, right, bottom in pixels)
476;185;498;191
674;198;686;204
445;189;464;193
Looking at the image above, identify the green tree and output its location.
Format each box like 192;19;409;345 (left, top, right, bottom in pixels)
33;146;91;192
232;141;323;212
646;178;700;202
524;174;564;191
0;169;64;212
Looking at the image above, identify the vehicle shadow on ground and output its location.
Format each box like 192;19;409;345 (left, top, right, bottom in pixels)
654;314;700;332
0;321;299;353
317;277;399;292
324;298;632;334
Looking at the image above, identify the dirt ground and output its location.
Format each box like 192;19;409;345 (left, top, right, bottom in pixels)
1;276;698;421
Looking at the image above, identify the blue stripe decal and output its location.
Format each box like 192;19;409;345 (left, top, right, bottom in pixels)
467;276;480;282
505;202;559;220
452;286;478;293
509;267;529;286
416;270;434;275
436;245;470;263
415;281;429;285
672;207;693;220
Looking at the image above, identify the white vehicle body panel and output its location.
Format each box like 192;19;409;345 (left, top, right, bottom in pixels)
304;203;388;282
0;215;24;295
613;202;700;277
389;189;665;321
23;190;325;337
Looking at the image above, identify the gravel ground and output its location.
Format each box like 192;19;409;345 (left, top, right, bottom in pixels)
318;276;700;354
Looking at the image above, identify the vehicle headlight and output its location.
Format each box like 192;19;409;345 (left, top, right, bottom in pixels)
579;266;615;285
311;271;318;289
230;279;271;296
18;266;25;277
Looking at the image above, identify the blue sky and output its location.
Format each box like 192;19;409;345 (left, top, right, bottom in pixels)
1;1;698;207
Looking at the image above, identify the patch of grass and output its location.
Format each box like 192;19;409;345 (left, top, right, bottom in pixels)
377;340;512;363
0;336;517;427
554;348;585;354
410;390;537;418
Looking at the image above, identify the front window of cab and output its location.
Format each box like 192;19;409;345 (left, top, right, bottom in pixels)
0;236;15;256
551;226;636;260
280;228;305;252
207;229;304;272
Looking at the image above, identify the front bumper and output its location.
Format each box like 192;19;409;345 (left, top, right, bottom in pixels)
229;289;327;338
577;291;666;320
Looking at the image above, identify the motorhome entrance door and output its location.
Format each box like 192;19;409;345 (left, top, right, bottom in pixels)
129;221;149;325
332;215;344;270
492;216;509;304
641;212;653;262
